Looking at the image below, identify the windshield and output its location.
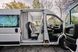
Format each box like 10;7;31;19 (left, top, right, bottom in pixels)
0;15;19;27
47;15;62;27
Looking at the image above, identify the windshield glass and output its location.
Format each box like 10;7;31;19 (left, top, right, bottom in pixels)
0;15;19;27
47;15;62;27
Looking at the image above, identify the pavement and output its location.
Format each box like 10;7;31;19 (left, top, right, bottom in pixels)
0;45;71;52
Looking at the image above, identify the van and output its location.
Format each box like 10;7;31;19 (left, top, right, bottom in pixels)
0;9;65;46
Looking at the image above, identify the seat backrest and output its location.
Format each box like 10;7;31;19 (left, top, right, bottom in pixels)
26;22;32;38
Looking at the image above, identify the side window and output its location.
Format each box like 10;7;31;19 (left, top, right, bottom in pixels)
70;5;78;39
71;6;78;24
0;15;19;27
66;5;78;25
65;13;74;36
65;13;70;26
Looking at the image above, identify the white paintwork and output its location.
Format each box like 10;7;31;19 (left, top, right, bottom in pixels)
43;12;49;42
0;33;20;42
0;28;20;33
0;28;21;42
0;9;20;15
20;13;28;40
20;42;59;45
76;39;78;52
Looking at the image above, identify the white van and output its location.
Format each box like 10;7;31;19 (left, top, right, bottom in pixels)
0;9;65;46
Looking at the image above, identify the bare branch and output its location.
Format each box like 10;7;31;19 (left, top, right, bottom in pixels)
40;0;53;9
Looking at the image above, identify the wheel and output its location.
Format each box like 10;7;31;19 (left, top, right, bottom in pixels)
59;36;68;50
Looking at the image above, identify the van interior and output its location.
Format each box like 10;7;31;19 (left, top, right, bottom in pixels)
46;15;63;42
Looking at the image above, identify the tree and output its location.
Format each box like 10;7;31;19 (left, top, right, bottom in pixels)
55;0;75;18
5;0;30;9
32;0;42;8
40;0;53;9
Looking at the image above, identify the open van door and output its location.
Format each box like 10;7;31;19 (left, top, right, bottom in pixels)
65;5;78;51
44;10;64;45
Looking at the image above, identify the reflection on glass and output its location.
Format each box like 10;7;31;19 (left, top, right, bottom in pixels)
65;13;70;26
0;15;18;27
71;6;78;24
47;15;62;27
71;13;78;24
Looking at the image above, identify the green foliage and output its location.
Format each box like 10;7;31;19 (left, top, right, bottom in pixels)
32;0;41;8
71;16;78;24
48;17;62;26
5;0;30;9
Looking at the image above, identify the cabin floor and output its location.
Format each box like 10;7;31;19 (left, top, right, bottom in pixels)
0;46;71;52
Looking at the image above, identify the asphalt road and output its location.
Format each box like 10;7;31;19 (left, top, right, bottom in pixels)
0;45;71;52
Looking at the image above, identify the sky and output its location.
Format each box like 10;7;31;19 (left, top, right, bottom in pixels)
0;0;33;9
